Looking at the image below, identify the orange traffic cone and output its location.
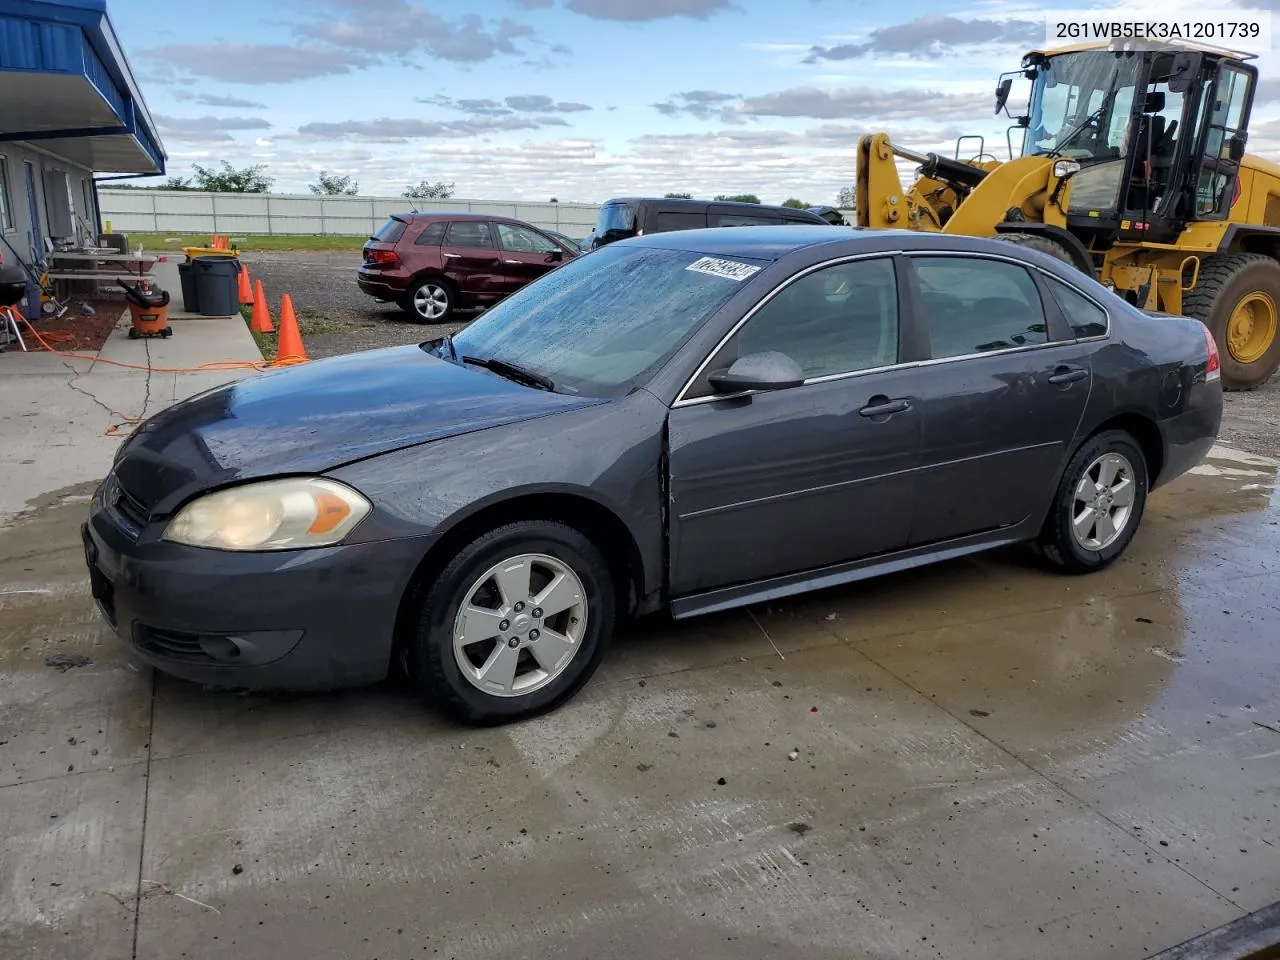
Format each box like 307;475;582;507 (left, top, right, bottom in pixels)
275;294;307;363
250;279;274;333
237;264;253;306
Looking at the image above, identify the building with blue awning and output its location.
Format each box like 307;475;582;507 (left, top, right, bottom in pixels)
0;0;166;317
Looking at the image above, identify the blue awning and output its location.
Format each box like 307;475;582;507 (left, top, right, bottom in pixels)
0;0;166;175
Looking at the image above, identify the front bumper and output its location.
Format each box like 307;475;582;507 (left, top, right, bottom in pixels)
82;494;429;691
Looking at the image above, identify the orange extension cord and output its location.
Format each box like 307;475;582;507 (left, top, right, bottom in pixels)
5;308;307;436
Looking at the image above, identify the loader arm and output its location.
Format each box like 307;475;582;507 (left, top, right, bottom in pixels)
855;133;1074;235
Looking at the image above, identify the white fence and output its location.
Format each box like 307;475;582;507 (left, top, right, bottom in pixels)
97;190;602;238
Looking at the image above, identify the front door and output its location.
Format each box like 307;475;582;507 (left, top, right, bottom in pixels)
905;253;1093;545
493;221;566;295
667;255;922;596
441;220;503;305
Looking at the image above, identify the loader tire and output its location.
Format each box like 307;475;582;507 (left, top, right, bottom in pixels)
995;232;1077;268
1182;253;1280;392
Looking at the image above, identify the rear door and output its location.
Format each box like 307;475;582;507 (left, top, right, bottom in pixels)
441;220;503;301
493;221;569;295
667;254;922;597
904;252;1095;545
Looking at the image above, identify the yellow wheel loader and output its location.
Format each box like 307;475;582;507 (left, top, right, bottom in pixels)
856;39;1280;391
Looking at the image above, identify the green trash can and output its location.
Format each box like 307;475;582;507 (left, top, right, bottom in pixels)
193;256;240;317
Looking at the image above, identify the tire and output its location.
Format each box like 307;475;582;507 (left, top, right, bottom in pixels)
1038;430;1149;575
1181;253;1280;392
994;232;1078;268
404;520;616;725
401;277;454;324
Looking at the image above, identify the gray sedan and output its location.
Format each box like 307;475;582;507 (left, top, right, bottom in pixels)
84;226;1223;724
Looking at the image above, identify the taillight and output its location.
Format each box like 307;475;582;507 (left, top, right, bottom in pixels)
367;249;398;266
1202;323;1220;382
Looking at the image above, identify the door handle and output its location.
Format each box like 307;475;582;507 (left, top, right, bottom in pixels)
503;259;521;264
1048;365;1088;384
859;396;911;418
443;253;461;259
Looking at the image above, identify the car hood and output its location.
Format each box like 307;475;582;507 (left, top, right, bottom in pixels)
112;344;603;514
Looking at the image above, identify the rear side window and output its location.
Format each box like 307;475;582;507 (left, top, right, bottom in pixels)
372;217;406;242
653;211;707;232
414;221;447;246
446;221;495;249
913;256;1049;359
1045;275;1109;338
713;214;781;227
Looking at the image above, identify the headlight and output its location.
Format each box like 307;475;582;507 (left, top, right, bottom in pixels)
1053;159;1081;179
163;477;371;551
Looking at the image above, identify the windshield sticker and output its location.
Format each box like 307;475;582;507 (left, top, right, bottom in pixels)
685;256;761;282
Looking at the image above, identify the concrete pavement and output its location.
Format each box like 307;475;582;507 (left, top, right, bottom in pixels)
1;443;1277;960
0;277;261;524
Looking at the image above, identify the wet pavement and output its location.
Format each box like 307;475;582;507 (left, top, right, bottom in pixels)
2;447;1278;960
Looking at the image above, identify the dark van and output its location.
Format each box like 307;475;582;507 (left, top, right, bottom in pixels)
589;196;831;249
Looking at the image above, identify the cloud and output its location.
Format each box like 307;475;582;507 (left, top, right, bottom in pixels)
416;94;592;115
299;1;535;61
153;115;273;145
652;89;740;121
140;43;374;83
293;115;570;142
173;92;269;108
564;0;736;20
805;15;1043;62
736;85;993;122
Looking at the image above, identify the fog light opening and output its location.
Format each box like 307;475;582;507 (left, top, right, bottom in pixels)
198;635;244;662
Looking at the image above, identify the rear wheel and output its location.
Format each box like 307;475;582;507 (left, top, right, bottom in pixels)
1182;253;1280;391
402;278;454;323
1038;430;1148;574
404;520;615;724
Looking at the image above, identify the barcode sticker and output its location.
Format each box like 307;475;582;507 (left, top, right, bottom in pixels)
685;256;762;281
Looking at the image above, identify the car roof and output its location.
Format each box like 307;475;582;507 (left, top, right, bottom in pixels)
621;225;1017;261
399;211;511;222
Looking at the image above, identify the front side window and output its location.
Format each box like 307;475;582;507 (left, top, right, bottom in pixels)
719;257;899;382
496;223;560;254
446;220;495;249
1045;275;1109;338
913;256;1049;358
446;245;761;397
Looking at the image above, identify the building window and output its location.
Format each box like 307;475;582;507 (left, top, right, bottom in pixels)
0;157;13;232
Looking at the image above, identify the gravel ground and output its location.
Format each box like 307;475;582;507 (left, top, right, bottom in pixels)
243;250;1280;459
240;250;474;359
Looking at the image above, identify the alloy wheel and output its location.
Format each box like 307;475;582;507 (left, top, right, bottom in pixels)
1070;452;1136;551
451;553;588;697
414;283;450;321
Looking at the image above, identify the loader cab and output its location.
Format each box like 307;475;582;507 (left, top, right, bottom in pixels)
1022;45;1256;248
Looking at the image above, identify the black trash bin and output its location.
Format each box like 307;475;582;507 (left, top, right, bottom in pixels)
192;256;240;317
178;261;200;314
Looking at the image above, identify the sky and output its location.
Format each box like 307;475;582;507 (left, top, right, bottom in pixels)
108;0;1280;205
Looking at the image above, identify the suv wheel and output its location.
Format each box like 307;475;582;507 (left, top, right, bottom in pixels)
404;279;453;323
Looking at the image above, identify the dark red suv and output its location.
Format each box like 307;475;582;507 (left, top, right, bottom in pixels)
358;212;580;323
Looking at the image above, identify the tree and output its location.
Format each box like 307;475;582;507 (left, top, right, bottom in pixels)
163;176;193;190
403;180;454;200
189;161;273;193
309;170;358;196
664;192;692;199
781;198;809;209
836;186;855;208
714;193;760;203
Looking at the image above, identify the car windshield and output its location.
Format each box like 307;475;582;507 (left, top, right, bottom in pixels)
443;244;764;397
595;202;636;239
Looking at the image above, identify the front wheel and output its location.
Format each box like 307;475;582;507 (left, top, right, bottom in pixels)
1038;430;1148;574
405;520;615;724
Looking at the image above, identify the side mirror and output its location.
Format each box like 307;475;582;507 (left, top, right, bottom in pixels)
707;351;805;394
1228;135;1246;162
1143;91;1166;114
995;78;1013;115
547;248;564;262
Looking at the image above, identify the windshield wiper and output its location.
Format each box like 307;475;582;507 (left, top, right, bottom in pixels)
461;355;555;392
441;332;458;361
